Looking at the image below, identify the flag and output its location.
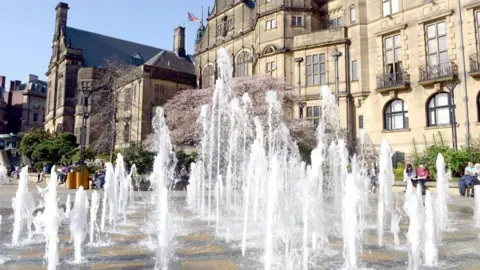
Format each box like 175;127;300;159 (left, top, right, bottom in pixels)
188;12;200;23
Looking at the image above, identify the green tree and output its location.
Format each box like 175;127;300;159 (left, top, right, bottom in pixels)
123;142;155;174
30;132;78;165
19;129;52;164
176;151;198;171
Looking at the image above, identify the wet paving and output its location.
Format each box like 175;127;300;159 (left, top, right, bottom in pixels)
0;182;480;269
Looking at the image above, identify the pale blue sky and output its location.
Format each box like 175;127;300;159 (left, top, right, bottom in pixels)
0;0;211;83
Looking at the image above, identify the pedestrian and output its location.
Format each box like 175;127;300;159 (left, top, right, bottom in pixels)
413;164;428;195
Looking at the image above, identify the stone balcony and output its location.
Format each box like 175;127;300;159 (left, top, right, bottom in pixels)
293;27;347;49
469;54;480;78
376;71;410;93
418;61;458;86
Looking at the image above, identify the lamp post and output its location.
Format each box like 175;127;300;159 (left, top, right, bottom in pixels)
79;80;93;164
295;57;306;119
331;46;342;105
443;81;459;150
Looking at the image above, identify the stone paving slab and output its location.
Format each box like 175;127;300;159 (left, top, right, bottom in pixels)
181;260;239;270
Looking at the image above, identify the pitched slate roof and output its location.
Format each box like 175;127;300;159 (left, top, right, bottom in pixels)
66;27;194;74
144;51;195;75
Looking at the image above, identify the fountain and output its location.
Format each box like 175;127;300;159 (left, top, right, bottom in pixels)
12;166;35;245
43;166;60;270
70;186;88;263
101;162;117;232
377;139;394;247
187;48;354;269
435;153;450;238
405;183;424;270
424;190;438;266
475;185;480;227
116;154;129;222
89;191;100;244
65;194;71;217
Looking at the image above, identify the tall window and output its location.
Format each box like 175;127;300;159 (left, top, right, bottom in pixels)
33;113;38;123
328;17;343;29
476;12;480;53
124;88;132;111
352;60;358;81
292;16;303;26
350;7;356;23
306;54;326;86
266;61;276;73
202;65;215;88
266;19;276;30
426;22;447;67
306;106;320;125
384;99;409;130
236;52;250;77
384;34;402;78
124;122;130;143
477;91;480;122
358;115;364;129
427;92;450;126
227;18;233;32
382;0;399;16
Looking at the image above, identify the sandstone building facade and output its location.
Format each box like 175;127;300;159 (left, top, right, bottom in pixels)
45;2;196;151
195;0;480;160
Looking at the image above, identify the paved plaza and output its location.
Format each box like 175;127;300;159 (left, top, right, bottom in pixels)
0;181;480;269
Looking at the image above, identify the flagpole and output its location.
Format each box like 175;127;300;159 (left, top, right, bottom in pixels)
185;14;188;56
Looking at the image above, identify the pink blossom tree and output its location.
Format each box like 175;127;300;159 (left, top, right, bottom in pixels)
161;75;317;149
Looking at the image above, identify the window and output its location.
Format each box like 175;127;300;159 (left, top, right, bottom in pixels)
266;61;276;72
384;99;409;130
124;122;130;144
350;7;356;23
328;17;343;29
358;115;364;129
33;113;38;123
352;60;358;81
202;65;215;88
266;0;274;3
266;19;276;30
216;22;225;36
227;18;233;32
427;92;450;126
124;88;132;111
426;22;447;67
236;51;250;77
384;34;402;78
477;12;480;53
306;54;326;86
477;91;480;122
382;0;399;16
292;16;303;26
306;106;320;126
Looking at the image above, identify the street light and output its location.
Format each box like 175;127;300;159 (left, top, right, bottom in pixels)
443;80;459;150
295;57;306;119
79;80;93;164
331;46;342;105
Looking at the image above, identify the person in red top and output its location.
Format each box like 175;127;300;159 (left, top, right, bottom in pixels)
413;164;428;195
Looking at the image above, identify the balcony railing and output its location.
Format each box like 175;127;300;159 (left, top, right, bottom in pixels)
419;61;457;83
376;71;410;91
469;54;480;75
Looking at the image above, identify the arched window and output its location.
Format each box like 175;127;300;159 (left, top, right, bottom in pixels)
263;46;275;55
427;92;450;126
384;99;409;130
477;91;480;122
236;51;249;77
202;65;214;88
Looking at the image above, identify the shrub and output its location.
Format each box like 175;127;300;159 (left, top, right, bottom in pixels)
393;162;404;180
123;142;155;175
176;151;198;172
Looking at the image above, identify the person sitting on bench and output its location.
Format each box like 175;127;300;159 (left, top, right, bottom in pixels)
412;164;428;195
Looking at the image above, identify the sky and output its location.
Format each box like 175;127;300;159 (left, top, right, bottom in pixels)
0;0;212;83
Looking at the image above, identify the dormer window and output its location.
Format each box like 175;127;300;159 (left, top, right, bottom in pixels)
130;53;143;66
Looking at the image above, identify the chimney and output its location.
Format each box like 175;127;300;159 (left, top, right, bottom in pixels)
54;2;69;37
173;26;186;58
0;76;5;88
26;74;38;83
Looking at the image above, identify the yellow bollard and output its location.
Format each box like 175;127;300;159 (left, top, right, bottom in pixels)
75;167;83;189
66;168;78;189
82;167;89;190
